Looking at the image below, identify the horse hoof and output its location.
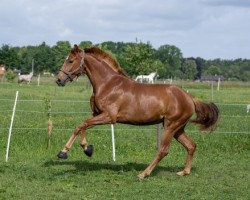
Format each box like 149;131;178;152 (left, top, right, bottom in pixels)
137;173;145;181
177;170;190;176
57;151;68;159
84;145;94;157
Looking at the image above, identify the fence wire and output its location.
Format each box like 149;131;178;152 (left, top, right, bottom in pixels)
0;98;249;134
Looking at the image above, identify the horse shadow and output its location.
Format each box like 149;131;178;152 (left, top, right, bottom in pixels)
43;159;193;177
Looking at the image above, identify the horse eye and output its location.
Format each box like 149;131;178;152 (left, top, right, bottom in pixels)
68;60;74;64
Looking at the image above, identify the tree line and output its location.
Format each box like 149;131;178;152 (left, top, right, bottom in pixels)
0;41;249;81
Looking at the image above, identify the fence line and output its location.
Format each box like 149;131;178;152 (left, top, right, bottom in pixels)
1;110;249;118
1;98;249;135
0;110;250;118
0;127;248;134
0;98;249;106
1;93;249;162
0;99;89;103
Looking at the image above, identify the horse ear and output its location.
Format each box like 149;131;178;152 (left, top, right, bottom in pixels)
74;44;79;50
73;44;82;53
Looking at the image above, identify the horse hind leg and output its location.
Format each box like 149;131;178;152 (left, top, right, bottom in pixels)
138;120;185;180
138;135;170;180
174;129;196;176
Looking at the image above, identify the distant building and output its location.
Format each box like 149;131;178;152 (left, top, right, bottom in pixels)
200;75;224;82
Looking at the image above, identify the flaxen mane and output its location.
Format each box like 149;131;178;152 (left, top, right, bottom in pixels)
84;47;128;77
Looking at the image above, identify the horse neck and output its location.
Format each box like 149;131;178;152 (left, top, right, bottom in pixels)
85;54;117;92
150;73;157;79
151;72;156;76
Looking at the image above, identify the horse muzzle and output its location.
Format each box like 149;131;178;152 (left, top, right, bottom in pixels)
55;77;66;87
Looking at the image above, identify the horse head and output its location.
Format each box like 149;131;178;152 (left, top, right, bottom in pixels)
56;44;85;86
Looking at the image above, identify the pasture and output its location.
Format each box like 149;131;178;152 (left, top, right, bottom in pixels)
0;77;249;200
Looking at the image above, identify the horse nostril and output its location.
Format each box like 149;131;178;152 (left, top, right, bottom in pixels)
56;78;66;86
56;78;61;86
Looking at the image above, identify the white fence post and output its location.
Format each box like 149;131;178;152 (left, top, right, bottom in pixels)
111;124;116;161
217;77;220;91
6;91;19;162
37;74;40;86
211;81;214;101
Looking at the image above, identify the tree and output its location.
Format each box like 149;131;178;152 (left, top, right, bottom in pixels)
119;42;157;76
0;45;21;70
156;44;183;78
79;41;93;50
5;70;16;81
195;57;206;79
0;41;249;81
33;42;55;74
153;60;165;78
180;59;197;80
205;65;222;76
18;46;33;73
52;41;71;72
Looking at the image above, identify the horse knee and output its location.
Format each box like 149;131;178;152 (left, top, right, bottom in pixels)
75;122;88;133
73;128;80;136
73;125;85;136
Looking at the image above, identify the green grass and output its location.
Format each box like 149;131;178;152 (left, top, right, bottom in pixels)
0;78;249;200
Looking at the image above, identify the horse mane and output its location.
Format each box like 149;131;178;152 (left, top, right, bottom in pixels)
84;47;128;77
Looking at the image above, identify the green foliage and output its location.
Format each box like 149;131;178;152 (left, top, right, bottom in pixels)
205;58;250;81
205;65;222;75
0;41;250;81
52;41;71;73
79;41;93;49
4;70;16;81
119;42;158;76
180;59;197;80
156;44;183;78
34;42;55;73
44;96;52;119
0;45;21;70
194;57;206;79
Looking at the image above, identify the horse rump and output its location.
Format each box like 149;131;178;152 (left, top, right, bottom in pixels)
192;100;219;131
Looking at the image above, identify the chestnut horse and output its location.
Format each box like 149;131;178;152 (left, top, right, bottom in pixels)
55;45;219;179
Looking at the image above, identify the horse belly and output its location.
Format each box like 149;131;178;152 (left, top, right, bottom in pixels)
116;97;166;125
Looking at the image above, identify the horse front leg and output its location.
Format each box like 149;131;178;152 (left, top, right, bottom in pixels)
57;125;82;159
90;94;95;115
90;94;100;116
57;112;112;159
79;112;113;157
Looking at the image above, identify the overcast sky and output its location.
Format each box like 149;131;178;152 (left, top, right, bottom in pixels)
0;0;250;59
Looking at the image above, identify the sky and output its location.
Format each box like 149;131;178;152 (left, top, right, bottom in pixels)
0;0;250;59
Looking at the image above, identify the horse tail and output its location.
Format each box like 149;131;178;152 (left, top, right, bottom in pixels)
192;99;219;131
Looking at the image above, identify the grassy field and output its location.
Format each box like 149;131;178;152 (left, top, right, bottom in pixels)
0;78;249;200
